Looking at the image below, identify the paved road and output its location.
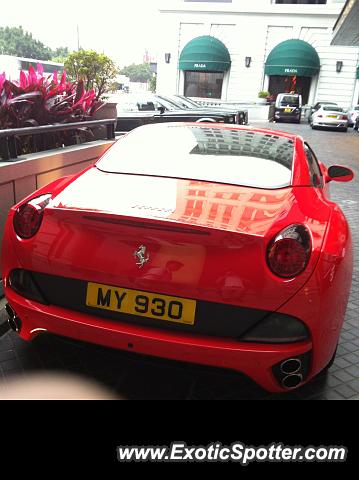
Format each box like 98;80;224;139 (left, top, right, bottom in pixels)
1;123;359;399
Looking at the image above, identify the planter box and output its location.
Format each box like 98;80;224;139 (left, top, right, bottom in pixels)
91;102;118;140
0;139;114;281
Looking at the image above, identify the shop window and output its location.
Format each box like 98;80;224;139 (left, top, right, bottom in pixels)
184;71;224;98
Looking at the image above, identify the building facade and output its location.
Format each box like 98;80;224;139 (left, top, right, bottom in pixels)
157;0;359;107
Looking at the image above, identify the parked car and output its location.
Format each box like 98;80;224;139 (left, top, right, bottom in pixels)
166;94;248;125
307;101;339;124
273;93;302;123
347;105;359;128
310;105;348;132
111;93;238;132
2;122;353;393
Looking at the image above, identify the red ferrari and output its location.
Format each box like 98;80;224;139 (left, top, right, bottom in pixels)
1;123;354;392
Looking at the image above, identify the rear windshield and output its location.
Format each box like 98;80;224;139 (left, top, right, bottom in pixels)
279;96;300;106
323;106;343;112
97;125;294;189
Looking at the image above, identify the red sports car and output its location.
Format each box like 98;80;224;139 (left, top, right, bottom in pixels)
1;123;354;392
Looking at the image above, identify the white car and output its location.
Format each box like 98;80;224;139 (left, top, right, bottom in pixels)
310;106;348;132
347;105;359;128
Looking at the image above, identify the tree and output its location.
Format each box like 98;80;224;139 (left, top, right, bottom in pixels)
51;46;70;62
65;50;119;100
149;74;157;93
0;26;52;60
120;63;152;83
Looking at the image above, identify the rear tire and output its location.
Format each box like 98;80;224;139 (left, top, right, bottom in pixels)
321;345;338;374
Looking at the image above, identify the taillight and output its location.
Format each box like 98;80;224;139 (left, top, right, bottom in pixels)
13;194;52;239
342;115;348;120
267;225;311;278
317;114;323;118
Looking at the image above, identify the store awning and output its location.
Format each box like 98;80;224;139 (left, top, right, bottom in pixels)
179;36;231;72
265;39;320;77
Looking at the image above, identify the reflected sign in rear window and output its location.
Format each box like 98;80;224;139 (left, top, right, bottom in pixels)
97;124;295;189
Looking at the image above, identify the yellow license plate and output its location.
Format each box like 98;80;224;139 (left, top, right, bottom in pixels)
86;282;196;325
327;115;337;118
284;108;292;113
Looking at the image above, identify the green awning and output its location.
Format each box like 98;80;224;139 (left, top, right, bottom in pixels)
179;36;231;72
265;39;320;77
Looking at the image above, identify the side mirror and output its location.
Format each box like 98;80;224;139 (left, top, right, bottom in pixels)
327;165;354;183
158;106;166;114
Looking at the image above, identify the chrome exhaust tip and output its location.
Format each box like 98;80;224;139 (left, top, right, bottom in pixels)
280;358;302;375
5;304;21;333
282;373;303;389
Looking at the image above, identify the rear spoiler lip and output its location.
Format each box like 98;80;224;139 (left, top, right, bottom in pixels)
44;207;265;238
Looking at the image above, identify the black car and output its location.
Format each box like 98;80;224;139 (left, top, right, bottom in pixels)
273;93;302;123
111;93;239;132
166;94;248;125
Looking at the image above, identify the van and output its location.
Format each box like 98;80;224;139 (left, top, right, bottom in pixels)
274;93;302;123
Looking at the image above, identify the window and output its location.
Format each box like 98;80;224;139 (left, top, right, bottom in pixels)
114;94;179;113
274;1;326;4
20;60;62;74
279;95;301;107
97;124;295;190
184;1;232;3
184;71;224;98
304;143;323;188
322;106;343;112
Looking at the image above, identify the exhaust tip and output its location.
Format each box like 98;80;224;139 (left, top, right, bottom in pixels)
280;358;302;375
282;374;303;389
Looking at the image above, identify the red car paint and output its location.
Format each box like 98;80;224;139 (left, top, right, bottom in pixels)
1;124;353;392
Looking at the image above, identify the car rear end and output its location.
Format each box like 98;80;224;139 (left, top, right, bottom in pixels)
312;107;348;130
274;94;302;123
1;124;346;393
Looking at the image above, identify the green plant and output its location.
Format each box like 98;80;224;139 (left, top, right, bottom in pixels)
0;65;103;156
149;75;157;93
258;90;270;98
120;63;152;83
65;50;119;100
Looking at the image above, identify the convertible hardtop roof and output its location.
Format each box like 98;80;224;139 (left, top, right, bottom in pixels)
98;122;310;189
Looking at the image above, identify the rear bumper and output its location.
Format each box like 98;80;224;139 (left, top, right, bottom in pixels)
313;121;348;129
274;112;301;122
5;287;311;393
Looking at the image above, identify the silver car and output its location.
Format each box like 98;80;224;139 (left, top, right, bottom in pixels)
310;106;348;132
